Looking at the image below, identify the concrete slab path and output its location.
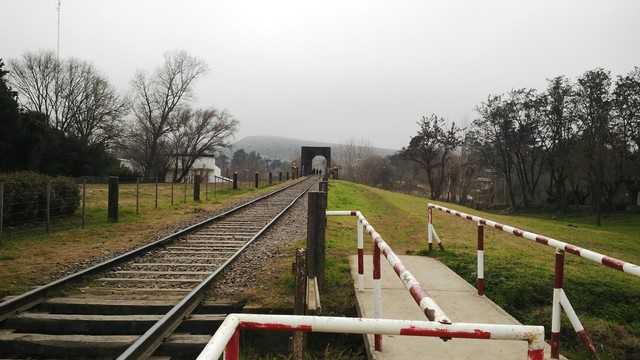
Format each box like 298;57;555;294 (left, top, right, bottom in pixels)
351;255;560;359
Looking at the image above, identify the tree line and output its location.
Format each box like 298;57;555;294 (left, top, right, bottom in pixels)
1;49;237;181
333;67;640;225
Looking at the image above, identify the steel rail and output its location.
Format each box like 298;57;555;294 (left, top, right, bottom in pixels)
116;176;318;360
0;177;314;322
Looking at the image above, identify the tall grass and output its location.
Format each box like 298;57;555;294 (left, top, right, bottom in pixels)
325;180;640;360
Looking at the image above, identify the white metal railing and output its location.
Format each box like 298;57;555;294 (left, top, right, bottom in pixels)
196;314;545;360
428;202;640;359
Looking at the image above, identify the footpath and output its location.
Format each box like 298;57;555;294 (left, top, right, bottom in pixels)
351;255;561;359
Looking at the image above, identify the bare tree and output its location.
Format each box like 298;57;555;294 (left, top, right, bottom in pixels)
400;114;462;200
574;68;613;226
8;50;126;147
334;138;374;182
612;67;640;209
7;50;59;117
168;108;238;182
542;76;578;211
128;50;208;178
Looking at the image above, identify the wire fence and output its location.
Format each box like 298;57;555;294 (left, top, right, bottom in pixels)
0;172;290;242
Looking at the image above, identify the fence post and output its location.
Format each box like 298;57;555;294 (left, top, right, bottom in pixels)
171;181;174;207
155;177;158;209
373;239;382;351
279;172;282;182
287;172;290;180
82;178;86;229
184;181;187;203
269;172;273;185
136;177;140;214
319;180;328;193
307;192;327;289
108;176;119;222
233;172;238;190
477;222;484;296
46;181;51;233
255;172;259;188
194;175;201;201
0;182;4;241
292;248;307;360
205;180;208;201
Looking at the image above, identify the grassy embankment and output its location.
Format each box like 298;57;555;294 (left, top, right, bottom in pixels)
320;180;640;360
0;180;286;297
2;179;638;359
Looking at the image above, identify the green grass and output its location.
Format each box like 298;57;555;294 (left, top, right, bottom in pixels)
324;180;640;360
3;178;639;359
0;180;291;297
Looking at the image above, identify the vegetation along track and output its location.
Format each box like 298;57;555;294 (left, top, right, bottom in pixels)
0;176;319;359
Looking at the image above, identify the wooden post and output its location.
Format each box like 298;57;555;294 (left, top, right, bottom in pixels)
82;178;86;229
155;176;158;209
193;175;201;201
279;172;282;182
233;172;238;189
269;172;273;185
292;248;307;359
46;181;51;232
255;172;259;188
0;182;4;241
108;176;119;222
319;180;328;193
307;191;327;289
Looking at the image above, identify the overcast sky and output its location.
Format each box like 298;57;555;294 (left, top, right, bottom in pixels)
3;0;640;150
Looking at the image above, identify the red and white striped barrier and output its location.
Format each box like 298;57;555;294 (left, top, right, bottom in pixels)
428;202;640;359
196;314;546;360
327;210;450;351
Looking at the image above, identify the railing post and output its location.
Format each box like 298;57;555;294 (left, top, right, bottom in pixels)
357;215;364;292
225;329;240;360
551;248;565;359
477;221;485;296
373;240;382;352
428;206;433;251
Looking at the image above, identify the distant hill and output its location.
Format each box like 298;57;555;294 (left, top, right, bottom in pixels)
221;135;398;160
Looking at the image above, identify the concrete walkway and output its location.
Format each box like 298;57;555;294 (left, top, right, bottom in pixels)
351;255;559;360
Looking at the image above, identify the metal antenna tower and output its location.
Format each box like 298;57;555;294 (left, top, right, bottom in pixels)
56;0;61;59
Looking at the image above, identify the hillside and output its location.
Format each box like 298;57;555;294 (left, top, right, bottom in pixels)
222;135;399;160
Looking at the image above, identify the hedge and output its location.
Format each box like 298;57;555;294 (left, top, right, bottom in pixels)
0;172;80;224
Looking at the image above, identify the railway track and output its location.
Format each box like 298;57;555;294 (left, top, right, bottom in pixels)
0;176;319;359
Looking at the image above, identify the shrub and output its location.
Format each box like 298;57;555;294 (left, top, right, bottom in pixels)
0;171;79;224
